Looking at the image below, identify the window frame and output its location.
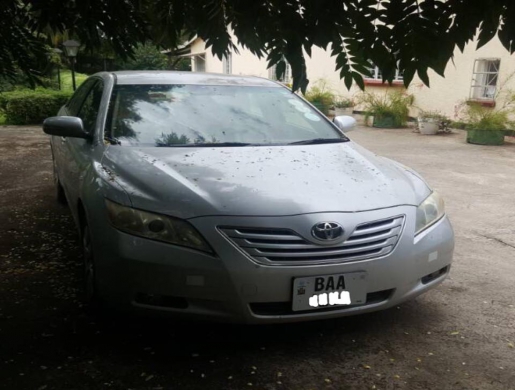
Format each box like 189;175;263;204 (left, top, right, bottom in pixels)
76;79;105;135
222;52;232;74
364;63;404;86
469;58;500;102
269;61;292;84
65;79;98;116
193;55;206;72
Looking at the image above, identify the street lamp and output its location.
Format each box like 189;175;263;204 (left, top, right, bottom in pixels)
52;48;63;90
62;40;81;91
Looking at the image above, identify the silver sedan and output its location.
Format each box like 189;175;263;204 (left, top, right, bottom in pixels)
43;71;454;323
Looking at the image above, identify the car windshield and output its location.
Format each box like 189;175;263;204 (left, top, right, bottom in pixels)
105;84;346;147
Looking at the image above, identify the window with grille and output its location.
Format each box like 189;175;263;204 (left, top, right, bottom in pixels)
194;55;205;72
269;61;292;84
366;63;403;81
222;53;232;74
470;59;500;100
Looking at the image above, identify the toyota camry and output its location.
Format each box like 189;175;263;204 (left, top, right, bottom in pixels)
43;71;454;323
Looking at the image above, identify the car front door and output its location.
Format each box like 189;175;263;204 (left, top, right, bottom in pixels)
60;79;105;215
53;79;97;199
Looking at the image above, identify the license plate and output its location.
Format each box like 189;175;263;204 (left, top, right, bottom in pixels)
292;272;367;312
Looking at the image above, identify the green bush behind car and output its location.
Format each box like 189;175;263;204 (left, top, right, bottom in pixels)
0;89;72;125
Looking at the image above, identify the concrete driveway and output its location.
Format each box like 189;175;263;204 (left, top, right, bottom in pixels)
0;126;514;390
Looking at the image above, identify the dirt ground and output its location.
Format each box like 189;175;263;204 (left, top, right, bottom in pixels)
0;125;514;390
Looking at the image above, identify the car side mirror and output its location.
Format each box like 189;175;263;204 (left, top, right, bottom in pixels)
333;115;357;133
43;116;91;139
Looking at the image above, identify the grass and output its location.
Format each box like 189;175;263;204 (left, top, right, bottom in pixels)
59;70;88;92
0;113;6;125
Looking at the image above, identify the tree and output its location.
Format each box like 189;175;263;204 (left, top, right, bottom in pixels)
111;43;191;71
116;43;169;71
2;0;515;92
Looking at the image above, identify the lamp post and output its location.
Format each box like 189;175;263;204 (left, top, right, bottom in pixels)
62;40;81;91
53;48;63;90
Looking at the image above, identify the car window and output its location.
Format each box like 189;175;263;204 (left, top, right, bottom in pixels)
77;81;104;134
105;84;344;147
66;79;98;116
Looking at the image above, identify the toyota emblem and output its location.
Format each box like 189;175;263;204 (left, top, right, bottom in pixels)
312;222;344;241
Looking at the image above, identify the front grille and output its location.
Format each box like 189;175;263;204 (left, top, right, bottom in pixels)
220;216;405;265
249;289;394;316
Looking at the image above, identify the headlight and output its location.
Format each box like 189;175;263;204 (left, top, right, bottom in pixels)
415;191;445;235
105;199;213;254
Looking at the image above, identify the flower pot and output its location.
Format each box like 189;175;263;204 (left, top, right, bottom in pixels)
311;102;330;115
419;120;439;135
372;114;399;128
466;129;505;145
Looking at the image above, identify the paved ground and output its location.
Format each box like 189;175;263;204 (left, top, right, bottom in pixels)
0;126;514;390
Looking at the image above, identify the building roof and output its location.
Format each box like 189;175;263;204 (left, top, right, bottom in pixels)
110;71;280;87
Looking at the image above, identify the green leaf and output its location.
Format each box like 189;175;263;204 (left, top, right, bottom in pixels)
417;67;430;87
352;72;365;90
275;60;286;81
402;67;417;87
344;73;353;90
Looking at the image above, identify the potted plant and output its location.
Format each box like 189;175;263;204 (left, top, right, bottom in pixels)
417;110;450;135
456;90;515;145
462;103;510;145
359;91;414;128
333;97;355;116
455;79;515;145
304;79;335;115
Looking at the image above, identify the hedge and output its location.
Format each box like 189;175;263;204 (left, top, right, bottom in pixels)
0;89;72;125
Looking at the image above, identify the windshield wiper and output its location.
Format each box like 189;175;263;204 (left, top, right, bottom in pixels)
157;142;255;147
288;138;347;145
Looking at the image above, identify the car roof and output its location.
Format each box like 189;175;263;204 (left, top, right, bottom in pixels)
105;71;282;87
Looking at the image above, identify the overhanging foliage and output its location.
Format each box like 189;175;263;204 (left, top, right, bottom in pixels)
2;0;515;92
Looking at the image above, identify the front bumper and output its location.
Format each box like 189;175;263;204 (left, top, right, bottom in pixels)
89;206;454;324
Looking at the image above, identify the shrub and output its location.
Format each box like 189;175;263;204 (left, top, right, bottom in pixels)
304;79;335;114
334;96;354;108
359;91;414;127
449;120;468;130
455;80;515;132
418;110;451;128
115;43;168;70
419;110;447;121
461;102;513;131
0;89;72;125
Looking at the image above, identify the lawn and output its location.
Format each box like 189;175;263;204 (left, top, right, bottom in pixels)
58;70;88;91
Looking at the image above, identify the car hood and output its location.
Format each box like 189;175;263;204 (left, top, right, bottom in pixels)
101;142;430;219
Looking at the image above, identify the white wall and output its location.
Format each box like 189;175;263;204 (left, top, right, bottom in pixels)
402;38;515;118
190;36;515;118
189;39;223;73
303;39;515;118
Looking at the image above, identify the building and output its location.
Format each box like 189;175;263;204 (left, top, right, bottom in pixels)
182;35;515;118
